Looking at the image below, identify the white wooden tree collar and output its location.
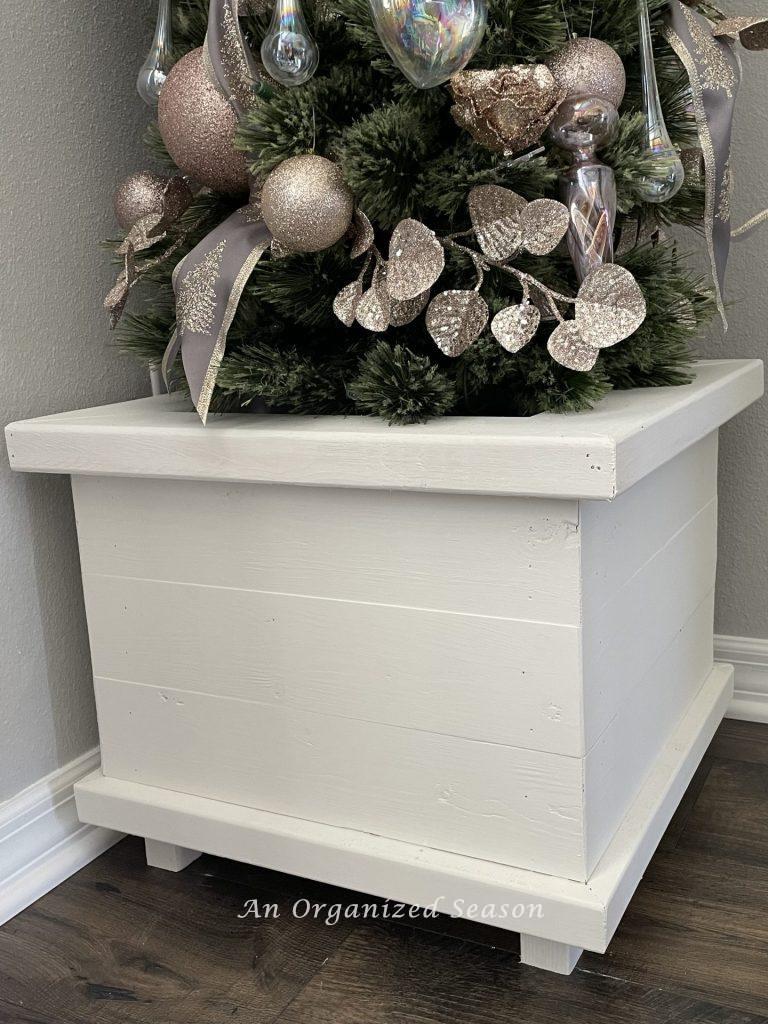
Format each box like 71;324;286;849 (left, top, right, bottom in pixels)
5;359;764;977
6;360;762;499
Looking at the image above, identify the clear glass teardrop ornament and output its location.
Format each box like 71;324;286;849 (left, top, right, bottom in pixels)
260;0;320;87
635;0;685;203
137;0;174;107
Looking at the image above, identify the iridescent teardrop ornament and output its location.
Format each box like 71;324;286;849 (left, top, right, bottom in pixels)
369;0;488;90
137;0;174;107
260;0;320;87
635;0;685;203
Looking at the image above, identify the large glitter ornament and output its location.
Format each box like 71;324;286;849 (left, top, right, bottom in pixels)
157;47;250;194
137;0;174;106
113;172;193;232
261;155;354;252
370;0;487;90
261;0;320;86
450;65;565;155
545;37;626;109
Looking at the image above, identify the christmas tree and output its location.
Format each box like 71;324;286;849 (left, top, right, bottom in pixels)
115;0;718;423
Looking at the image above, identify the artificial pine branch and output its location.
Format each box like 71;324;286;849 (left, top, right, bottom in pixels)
116;0;717;424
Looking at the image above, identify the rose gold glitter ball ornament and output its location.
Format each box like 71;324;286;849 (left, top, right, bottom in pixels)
545;37;626;109
157;47;250;195
112;171;193;231
261;155;355;253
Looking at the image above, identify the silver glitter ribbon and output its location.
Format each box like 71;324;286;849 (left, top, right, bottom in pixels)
162;208;272;424
162;0;274;423
664;0;741;326
203;0;263;116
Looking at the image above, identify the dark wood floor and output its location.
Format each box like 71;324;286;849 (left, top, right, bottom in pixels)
1;719;768;1023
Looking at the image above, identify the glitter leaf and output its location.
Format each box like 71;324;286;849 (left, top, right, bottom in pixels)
116;212;166;257
491;302;540;353
519;199;570;256
349;209;375;259
547;321;600;372
356;265;391;332
333;279;363;327
387;219;446;301
426;290;489;357
713;16;768;51
389;289;430;327
468;185;526;260
575;265;646;349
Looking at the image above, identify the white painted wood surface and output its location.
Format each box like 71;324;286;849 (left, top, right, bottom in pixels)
520;937;583;974
144;838;200;872
82;573;583;755
73;477;582;623
70;433;721;882
6;360;763;499
74;664;733;956
94;674;588;880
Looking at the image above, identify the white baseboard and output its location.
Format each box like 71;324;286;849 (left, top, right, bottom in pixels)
717;635;768;724
0;748;123;926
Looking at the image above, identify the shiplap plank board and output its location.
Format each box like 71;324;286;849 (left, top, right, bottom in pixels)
81;575;583;755
94;677;589;881
7;361;762;499
583;499;718;749
583;591;715;875
580;434;717;607
73;477;582;623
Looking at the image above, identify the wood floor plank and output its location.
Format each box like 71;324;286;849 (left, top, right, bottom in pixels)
710;720;768;767
275;921;767;1024
579;757;768;1016
657;755;715;853
0;837;354;1024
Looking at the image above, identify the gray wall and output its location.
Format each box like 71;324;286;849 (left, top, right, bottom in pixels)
698;0;768;640
0;2;765;806
0;1;153;801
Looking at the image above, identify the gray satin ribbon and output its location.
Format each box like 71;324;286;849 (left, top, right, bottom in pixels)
664;1;741;326
163;1;271;423
163;209;272;424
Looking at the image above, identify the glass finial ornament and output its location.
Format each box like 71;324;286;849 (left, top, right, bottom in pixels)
137;0;174;107
549;95;619;283
369;0;488;90
260;0;320;87
635;0;685;203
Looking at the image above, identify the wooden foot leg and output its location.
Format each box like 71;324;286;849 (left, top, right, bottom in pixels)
520;935;583;975
144;838;201;872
